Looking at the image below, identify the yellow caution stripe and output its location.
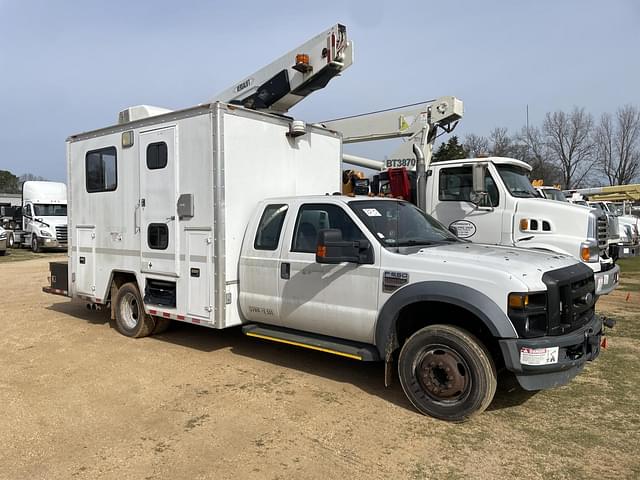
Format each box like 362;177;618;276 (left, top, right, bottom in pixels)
245;332;362;360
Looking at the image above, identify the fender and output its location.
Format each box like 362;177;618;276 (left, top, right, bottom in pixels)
374;281;517;358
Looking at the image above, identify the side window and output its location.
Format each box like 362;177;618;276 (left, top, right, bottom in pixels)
86;146;117;192
292;204;366;253
254;204;288;250
148;223;168;250
147;142;168;170
439;167;499;207
439;167;473;202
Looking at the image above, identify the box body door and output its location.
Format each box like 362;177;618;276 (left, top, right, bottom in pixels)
139;126;180;277
75;226;96;295
187;230;212;320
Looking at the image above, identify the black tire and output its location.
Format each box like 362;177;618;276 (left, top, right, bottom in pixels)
31;235;40;253
152;317;171;335
114;282;155;338
398;324;497;422
7;232;15;248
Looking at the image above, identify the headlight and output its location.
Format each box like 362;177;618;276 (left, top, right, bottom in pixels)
0;233;6;240
40;230;52;237
580;240;599;262
507;292;548;338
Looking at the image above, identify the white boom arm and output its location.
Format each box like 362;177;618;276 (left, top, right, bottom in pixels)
212;24;353;113
320;96;463;170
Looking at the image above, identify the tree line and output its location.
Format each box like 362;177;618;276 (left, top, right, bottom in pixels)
432;105;640;188
0;170;48;193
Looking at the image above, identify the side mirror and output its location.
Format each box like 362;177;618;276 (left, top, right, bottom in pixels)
470;163;487;205
315;229;373;264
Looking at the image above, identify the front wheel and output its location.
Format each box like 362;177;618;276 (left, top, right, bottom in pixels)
398;324;497;422
114;282;155;338
7;232;15;248
31;235;40;253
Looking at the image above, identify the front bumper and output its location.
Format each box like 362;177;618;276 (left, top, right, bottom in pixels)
616;243;640;258
499;313;603;391
0;238;6;251
594;264;620;296
37;237;66;249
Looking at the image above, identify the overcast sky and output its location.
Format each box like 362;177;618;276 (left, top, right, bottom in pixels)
1;0;639;182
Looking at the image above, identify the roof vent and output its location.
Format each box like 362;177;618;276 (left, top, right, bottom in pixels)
117;105;173;124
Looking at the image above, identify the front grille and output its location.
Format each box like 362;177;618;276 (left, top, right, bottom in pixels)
55;225;68;244
542;263;596;336
596;216;608;252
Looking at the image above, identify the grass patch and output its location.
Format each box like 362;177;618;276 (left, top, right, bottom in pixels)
618;256;640;274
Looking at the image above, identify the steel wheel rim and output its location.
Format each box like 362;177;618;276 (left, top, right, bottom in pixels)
120;292;140;330
415;345;471;404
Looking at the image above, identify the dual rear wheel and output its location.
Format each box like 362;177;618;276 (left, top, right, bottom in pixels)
113;282;171;337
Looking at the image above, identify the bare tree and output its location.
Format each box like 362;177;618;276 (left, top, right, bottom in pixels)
517;126;562;184
464;133;489;157
543;107;595;188
595;105;640;185
489;127;514;157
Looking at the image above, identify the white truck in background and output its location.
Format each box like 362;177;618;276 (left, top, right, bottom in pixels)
42;24;610;421
322;102;620;296
6;181;68;252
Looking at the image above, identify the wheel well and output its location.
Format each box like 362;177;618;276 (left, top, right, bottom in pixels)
107;271;138;302
394;301;504;369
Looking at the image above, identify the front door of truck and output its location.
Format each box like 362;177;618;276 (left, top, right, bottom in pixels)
429;165;503;244
139;126;179;277
276;203;380;344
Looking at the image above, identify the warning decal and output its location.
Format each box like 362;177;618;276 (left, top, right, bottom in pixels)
520;346;559;366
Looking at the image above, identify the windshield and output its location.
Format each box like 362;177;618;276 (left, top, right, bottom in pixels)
496;165;539;198
33;204;67;216
541;189;567;202
349;200;458;247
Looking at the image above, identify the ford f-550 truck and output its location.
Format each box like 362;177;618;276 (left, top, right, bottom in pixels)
43;101;605;422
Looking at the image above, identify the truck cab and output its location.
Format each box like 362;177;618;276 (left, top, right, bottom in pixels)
238;195;604;420
19;181;68;252
422;157;619;296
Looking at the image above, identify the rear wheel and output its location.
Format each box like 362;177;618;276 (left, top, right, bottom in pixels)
7;232;15;248
114;282;155;338
398;324;497;422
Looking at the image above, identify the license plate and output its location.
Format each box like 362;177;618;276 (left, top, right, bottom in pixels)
520;347;559;366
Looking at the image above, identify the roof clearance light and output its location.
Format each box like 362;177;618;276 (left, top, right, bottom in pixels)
293;53;312;73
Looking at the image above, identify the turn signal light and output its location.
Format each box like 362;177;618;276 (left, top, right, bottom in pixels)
508;293;529;309
316;245;327;258
519;218;529;231
580;245;590;262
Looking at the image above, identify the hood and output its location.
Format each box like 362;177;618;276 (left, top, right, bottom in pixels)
408;242;578;291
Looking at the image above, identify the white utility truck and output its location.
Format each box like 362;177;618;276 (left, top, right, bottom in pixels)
43;25;608;421
7;181;68;251
322;101;620;296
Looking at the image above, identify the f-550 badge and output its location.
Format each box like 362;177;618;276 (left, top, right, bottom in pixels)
383;271;409;293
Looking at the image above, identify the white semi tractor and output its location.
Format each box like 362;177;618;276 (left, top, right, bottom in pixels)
7;181;68;252
42;24;609;421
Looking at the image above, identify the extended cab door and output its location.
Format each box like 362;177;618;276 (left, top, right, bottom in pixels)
276;202;380;344
429;164;504;244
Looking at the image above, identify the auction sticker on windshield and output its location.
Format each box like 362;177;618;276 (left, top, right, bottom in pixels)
363;208;382;217
520;347;559;366
449;220;476;238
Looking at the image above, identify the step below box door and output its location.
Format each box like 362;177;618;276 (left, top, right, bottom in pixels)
75;227;96;295
187;231;212;320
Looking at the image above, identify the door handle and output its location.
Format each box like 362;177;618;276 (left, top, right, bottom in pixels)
280;262;290;280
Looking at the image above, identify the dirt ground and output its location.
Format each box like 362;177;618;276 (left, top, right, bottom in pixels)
1;255;639;480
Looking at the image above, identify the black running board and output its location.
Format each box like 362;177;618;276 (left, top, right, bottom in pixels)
242;324;380;361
